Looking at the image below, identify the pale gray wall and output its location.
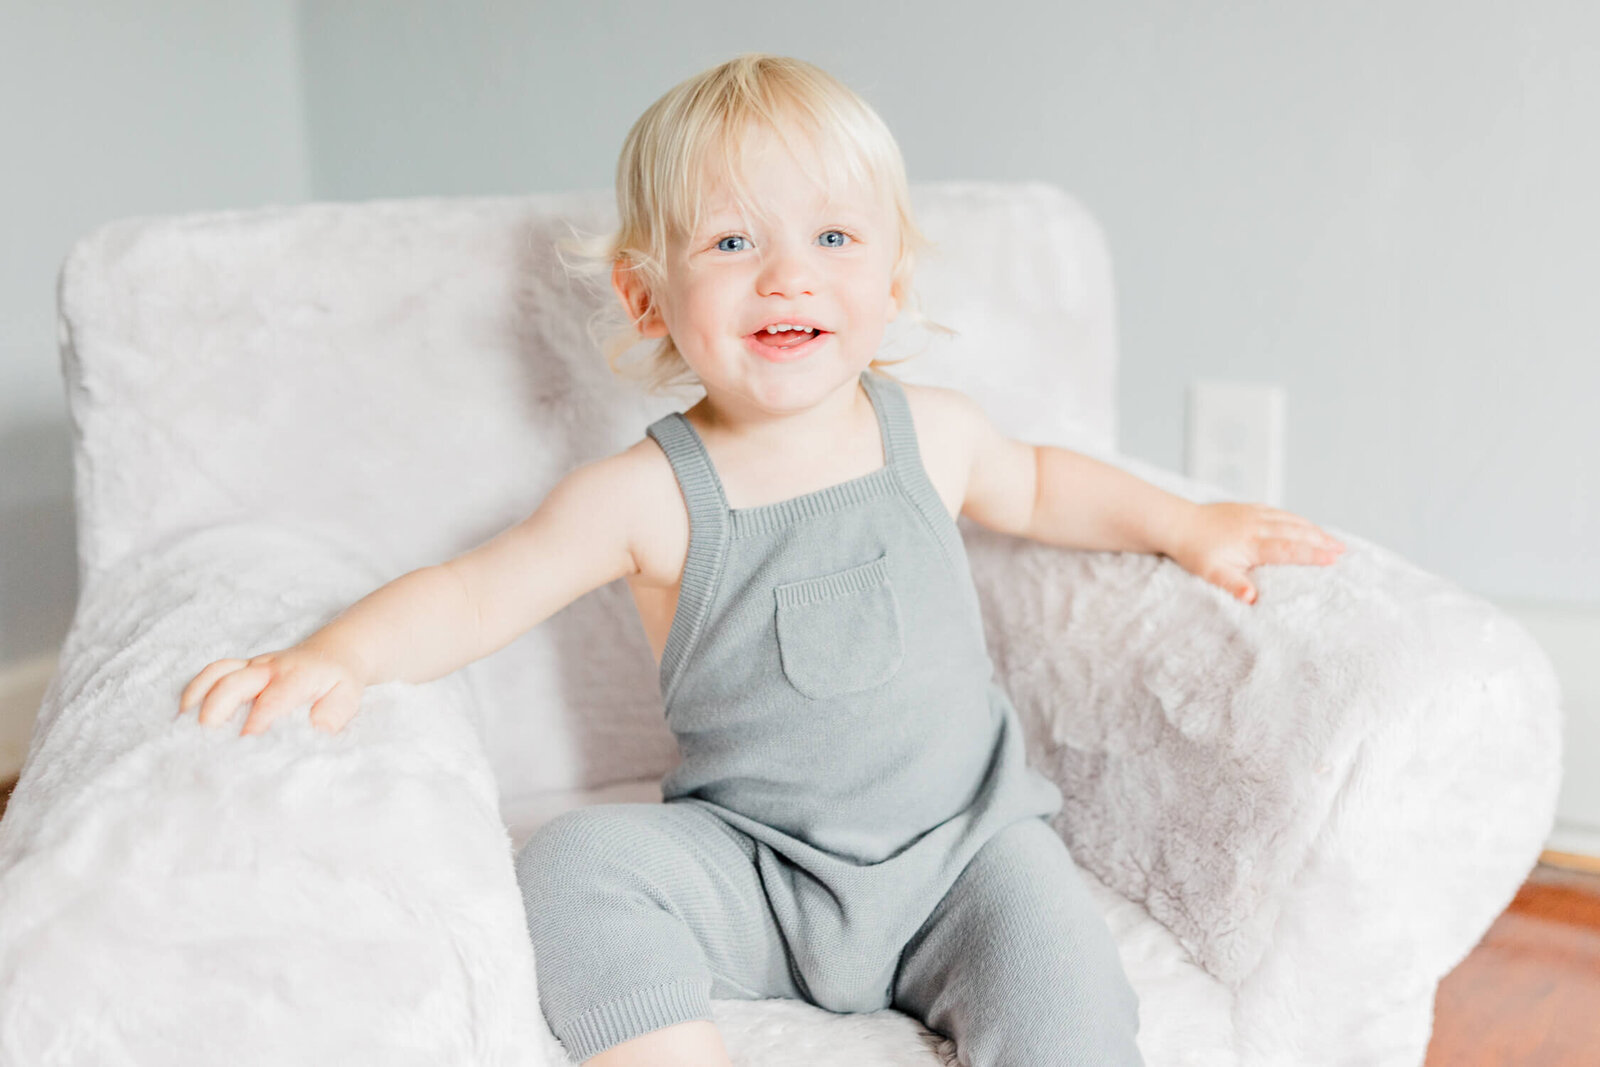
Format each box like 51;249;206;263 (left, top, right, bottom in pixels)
0;0;312;665
300;0;1600;607
3;0;1596;674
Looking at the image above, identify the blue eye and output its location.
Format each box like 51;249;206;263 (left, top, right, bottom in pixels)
716;235;750;252
819;230;851;248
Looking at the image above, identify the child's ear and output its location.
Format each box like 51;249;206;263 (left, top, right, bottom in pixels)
611;258;670;339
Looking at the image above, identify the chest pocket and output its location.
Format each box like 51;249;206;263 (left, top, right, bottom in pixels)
773;552;905;700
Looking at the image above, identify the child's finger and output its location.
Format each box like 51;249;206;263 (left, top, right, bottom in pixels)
1259;536;1344;566
1260;517;1344;545
240;679;312;737
178;658;249;717
1258;505;1324;527
1294;521;1345;549
196;666;271;728
1259;514;1324;539
309;681;361;734
1205;568;1256;604
1258;510;1345;547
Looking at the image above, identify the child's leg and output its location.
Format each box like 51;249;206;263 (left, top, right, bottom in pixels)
514;800;803;1064
581;1019;729;1067
891;816;1144;1067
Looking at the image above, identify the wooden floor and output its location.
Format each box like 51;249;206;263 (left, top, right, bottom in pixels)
1426;858;1600;1066
0;773;1595;1062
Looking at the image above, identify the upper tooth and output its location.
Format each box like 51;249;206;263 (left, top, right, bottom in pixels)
764;324;813;333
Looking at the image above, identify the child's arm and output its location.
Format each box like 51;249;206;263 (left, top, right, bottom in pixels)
178;454;644;736
950;389;1345;605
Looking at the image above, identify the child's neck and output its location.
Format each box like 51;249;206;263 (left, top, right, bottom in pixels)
687;373;872;454
682;372;888;509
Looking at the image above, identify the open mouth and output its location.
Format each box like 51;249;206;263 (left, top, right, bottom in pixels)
750;326;829;350
747;325;831;361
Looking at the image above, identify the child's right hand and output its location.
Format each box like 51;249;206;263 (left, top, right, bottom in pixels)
177;644;368;737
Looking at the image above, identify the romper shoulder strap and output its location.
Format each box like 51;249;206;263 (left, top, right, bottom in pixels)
862;369;915;477
645;412;731;706
646;411;731;526
861;369;971;575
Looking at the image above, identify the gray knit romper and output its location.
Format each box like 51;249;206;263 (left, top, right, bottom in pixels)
515;368;1144;1065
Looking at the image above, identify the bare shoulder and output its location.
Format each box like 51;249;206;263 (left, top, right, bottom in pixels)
895;379;1037;535
605;433;691;590
895;379;981;521
898;379;979;440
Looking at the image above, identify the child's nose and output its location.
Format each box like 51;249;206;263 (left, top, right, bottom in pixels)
755;246;815;298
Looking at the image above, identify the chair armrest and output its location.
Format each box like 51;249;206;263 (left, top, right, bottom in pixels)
0;522;562;1066
961;453;1564;996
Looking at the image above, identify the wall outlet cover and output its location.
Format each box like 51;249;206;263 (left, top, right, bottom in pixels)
1186;381;1286;505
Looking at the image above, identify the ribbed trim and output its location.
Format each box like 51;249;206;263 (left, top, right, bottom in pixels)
645;415;730;709
556;976;714;1062
728;468;896;538
725;369;898;539
774;552;889;608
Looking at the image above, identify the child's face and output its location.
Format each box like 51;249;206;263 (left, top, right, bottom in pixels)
618;125;901;412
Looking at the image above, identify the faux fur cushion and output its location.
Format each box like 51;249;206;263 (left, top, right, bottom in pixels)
15;183;1563;1064
960;452;1563;992
52;183;1117;800
0;525;563;1064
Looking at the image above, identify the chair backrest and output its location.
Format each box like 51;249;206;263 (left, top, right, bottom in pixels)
56;181;1119;797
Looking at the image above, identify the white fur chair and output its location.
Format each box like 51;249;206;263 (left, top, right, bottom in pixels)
0;183;1562;1066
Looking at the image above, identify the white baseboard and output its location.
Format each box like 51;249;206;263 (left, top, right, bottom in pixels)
0;654;55;780
1547;822;1600;859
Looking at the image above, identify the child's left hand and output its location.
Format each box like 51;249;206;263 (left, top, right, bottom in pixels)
1165;502;1346;605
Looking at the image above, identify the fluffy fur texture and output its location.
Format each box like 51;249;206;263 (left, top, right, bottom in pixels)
0;185;1561;1065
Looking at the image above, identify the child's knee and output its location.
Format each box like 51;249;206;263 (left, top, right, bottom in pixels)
513;808;725;1060
515;805;650;899
514;803;725;960
893;818;1144;1065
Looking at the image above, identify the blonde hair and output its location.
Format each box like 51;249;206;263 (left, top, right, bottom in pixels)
559;53;953;396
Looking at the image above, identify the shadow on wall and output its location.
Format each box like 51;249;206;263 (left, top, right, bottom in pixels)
0;419;78;666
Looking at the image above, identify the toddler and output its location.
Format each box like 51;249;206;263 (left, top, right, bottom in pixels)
180;53;1344;1067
